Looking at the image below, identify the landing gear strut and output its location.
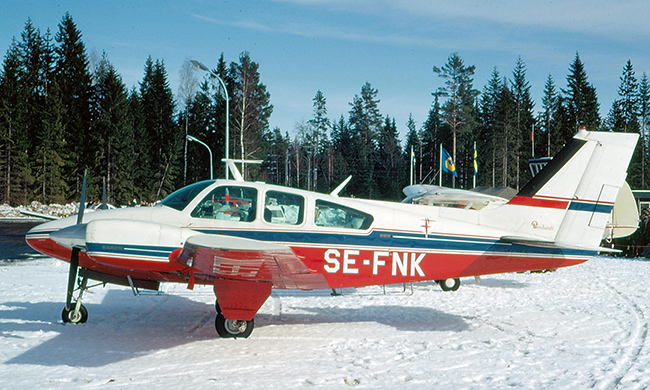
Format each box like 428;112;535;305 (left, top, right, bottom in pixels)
62;247;89;324
214;303;254;338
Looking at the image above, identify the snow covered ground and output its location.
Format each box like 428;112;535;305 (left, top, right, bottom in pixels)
1;255;650;389
0;202;79;219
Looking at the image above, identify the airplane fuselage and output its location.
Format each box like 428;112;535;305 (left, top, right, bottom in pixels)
26;179;593;290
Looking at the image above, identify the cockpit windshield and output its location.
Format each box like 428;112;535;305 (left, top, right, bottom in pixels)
159;180;213;211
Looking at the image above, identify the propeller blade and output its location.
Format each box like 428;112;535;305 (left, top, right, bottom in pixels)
101;177;107;209
76;169;88;225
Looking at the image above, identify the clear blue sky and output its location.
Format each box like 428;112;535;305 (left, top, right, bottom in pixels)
3;0;649;141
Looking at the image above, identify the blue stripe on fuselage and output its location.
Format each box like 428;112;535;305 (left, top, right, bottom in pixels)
568;201;613;214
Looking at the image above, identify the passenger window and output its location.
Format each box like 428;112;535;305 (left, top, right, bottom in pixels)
191;186;257;222
314;200;373;229
264;191;304;225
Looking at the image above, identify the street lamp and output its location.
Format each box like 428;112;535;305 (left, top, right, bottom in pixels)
190;59;230;180
187;134;213;180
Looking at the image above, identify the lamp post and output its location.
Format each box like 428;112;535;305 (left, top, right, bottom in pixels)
187;134;213;180
190;59;230;180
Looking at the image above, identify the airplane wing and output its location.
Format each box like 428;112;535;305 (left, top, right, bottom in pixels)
175;234;329;289
500;235;620;253
18;208;61;220
171;234;329;320
402;184;508;210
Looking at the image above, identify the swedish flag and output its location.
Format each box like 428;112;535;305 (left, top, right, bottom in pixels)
441;146;457;177
473;144;478;176
411;148;416;170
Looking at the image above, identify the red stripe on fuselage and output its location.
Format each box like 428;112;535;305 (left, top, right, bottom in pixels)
28;237;589;290
507;196;569;209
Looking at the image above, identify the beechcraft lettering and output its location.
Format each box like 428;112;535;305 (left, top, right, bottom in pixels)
25;130;640;338
323;249;425;276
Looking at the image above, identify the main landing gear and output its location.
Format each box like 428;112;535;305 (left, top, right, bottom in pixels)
436;278;461;291
214;302;254;338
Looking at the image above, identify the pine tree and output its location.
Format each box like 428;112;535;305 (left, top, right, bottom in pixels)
541;74;559;156
262;127;289;186
54;13;93;198
0;40;27;204
36;79;67;203
420;95;442;184
307;90;330;191
18;20;54;204
347;82;382;198
138;57;179;201
127;87;146;203
607;60;641;187
229;51;273;180
376;115;404;200
433;53;479;188
509;57;535;188
564;52;600;131
638;72;650;188
477;67;502;187
495;78;517;188
330;115;353;190
404;118;421;185
91;53;134;204
615;60;640;133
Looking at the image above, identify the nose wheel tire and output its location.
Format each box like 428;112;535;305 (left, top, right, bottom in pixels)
62;304;88;323
438;278;461;291
215;312;254;338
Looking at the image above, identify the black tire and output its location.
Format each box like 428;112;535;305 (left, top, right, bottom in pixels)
215;312;254;338
62;304;88;323
439;278;461;292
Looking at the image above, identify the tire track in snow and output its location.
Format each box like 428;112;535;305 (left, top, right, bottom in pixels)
594;274;648;390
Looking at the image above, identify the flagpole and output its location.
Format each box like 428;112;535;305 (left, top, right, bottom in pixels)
439;143;442;187
473;141;476;189
410;145;414;186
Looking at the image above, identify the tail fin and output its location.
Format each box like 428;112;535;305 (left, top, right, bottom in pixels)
497;129;638;250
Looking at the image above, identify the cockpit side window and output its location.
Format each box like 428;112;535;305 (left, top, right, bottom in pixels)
191;186;257;222
314;200;373;229
264;190;304;225
159;180;213;211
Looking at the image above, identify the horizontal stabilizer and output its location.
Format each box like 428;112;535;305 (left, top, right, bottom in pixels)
500;235;620;253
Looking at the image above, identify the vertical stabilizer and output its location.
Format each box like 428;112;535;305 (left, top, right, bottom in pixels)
490;130;638;249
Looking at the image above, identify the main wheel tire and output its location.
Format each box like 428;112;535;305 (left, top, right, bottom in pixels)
439;278;461;292
215;312;254;338
62;304;88;323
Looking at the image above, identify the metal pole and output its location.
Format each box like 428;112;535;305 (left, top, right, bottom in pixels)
439;144;442;187
191;60;229;180
187;135;213;180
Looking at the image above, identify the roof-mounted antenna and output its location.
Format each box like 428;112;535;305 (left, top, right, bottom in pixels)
330;175;352;197
222;159;263;182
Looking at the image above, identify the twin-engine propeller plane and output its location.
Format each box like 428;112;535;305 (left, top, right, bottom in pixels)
26;130;638;338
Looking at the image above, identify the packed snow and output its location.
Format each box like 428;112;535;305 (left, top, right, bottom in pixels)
1;253;650;389
0;202;79;219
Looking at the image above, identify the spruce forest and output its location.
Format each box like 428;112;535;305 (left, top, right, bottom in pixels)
2;14;649;206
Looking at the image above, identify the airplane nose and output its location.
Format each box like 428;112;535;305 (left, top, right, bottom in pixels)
49;223;87;249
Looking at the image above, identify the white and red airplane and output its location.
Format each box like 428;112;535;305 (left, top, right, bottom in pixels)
26;129;638;338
